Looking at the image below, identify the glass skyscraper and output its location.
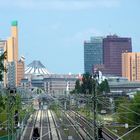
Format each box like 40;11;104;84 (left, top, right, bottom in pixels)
84;37;103;74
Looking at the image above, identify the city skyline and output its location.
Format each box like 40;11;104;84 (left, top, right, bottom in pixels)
0;0;140;74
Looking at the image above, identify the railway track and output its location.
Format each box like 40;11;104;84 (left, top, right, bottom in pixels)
47;110;62;140
22;110;39;140
21;104;118;140
55;103;117;140
69;110;94;139
21;109;61;140
41;109;49;140
64;110;92;140
71;110;118;140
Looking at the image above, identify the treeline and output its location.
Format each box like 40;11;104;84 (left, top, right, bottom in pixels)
71;73;110;95
0;51;7;81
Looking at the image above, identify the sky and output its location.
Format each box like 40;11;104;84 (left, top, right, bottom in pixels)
0;0;140;74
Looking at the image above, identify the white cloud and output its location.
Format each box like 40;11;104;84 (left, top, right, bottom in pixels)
1;0;120;11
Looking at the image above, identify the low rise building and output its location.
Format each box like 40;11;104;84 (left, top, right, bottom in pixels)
44;74;77;94
21;60;79;94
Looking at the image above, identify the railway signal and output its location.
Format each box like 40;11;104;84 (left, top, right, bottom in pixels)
98;127;103;139
14;110;19;128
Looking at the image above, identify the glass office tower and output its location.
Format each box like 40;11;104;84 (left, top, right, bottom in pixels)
84;37;103;74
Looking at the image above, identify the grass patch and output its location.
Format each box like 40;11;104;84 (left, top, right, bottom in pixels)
49;103;61;118
77;107;93;119
124;129;140;140
0;111;7;130
107;126;140;140
0;130;7;136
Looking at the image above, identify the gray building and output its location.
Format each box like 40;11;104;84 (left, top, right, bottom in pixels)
84;37;103;74
7;61;16;88
21;74;78;94
21;60;79;94
20;78;30;89
44;74;77;94
104;76;140;95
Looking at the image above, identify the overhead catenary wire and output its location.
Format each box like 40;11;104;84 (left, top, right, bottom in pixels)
98;98;140;118
98;97;140;116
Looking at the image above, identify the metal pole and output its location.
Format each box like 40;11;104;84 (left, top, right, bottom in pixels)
92;76;98;140
7;88;16;140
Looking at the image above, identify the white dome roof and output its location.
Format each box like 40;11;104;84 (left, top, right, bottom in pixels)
25;60;50;75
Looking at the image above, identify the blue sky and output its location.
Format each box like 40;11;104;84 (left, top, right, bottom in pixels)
0;0;140;74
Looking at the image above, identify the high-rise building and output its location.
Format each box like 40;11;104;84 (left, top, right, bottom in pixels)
103;35;132;76
16;57;25;86
7;21;18;62
3;21;24;87
84;37;103;74
122;52;140;81
7;37;14;62
11;21;18;61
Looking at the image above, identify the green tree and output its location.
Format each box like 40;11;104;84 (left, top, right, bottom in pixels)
0;93;5;112
116;97;130;124
117;92;140;125
81;73;94;94
98;79;110;94
75;79;81;94
0;52;7;113
0;51;7;81
15;94;22;111
129;93;140;124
